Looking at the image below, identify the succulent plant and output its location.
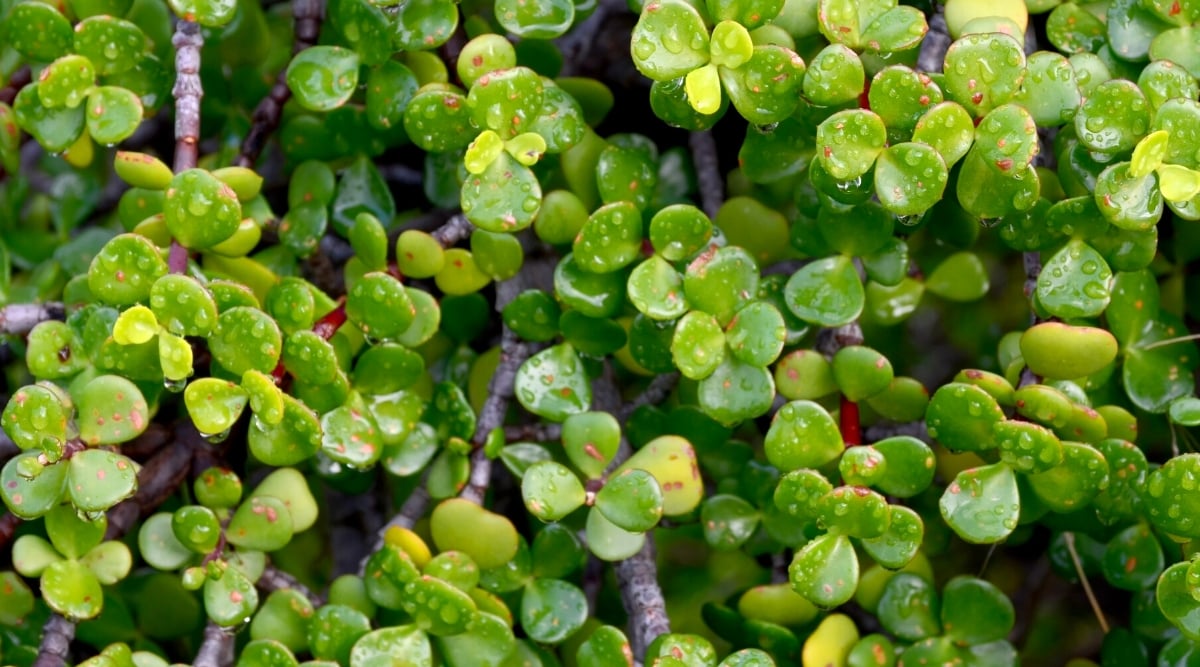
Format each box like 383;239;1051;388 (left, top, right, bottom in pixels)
3;0;1200;665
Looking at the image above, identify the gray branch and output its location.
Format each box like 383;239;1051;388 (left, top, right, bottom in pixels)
431;214;475;248
193;622;235;667
31;613;74;667
689;131;724;219
257;563;324;607
171;20;204;173
620;373;680;422
614;538;671;661
0;302;66;335
360;470;433;575
917;11;951;74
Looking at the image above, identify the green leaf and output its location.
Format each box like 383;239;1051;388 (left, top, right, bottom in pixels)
1013;52;1082;127
350;626;431;667
0;571;35;625
719;45;806;125
42;559;104;620
1;452;68;519
13;85;85;154
832;345;893;402
861;505;923;569
789;532;858;608
496;0;574;37
630;0;711;82
68;449;138;512
939;463;1019;544
874;142;949;217
87;86;143;146
80;541;132;584
941;576;1014;645
925;383;1005;453
431;499;519;570
461;152;542;233
878;574;940;641
585;506;646;561
39;56;96;109
226;496;294;552
765;400;843;472
168;0;237;26
522;461;586;522
76;374;149;446
1102;523;1164;591
5;2;74;61
165;169;242;250
697;356;775;426
816;110;887;181
1047;3;1107;53
204;565;259;626
1158;562;1200;640
575;202;642;274
137;512;193;570
1142;454;1200;538
562;412;621;479
1020;322;1118;380
803;44;864;107
726;301;785;366
941;33;1026;117
577;626;633;667
595;468;664;533
514;343;592;422
612;435;702;517
113;305;158;346
392;0;459;51
210;307;282;377
521;579;588;644
45;504;105;560
784;255;865;327
3;383;71;449
818;485;891;539
286;47;360;112
700;494;760;550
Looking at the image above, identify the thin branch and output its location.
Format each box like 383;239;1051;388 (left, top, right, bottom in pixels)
614;538;671;660
864;420;930;444
619;373;680;422
104;424;196;540
817;321;866;444
1063;532;1110;634
0;511;20;549
916;10;951;74
234;0;324;167
556;0;628;77
1138;333;1200;351
461;270;532;505
360;469;433;575
171;20;204;174
31;613;74;667
0;65;32;106
258;563;324;607
0;302;66;335
689;131;723;219
504;422;562;442
193;622;236;667
431;214;474;248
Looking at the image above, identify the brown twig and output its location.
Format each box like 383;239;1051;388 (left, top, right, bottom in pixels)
171;21;204;174
1063;532;1110;634
234;0;324;167
504;422;562;443
361;469;433;575
104;424;196;540
31;613;74;667
619;373;680;422
0;302;66;335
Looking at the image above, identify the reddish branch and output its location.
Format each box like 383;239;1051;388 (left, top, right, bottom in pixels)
0;511;20;549
0;66;31;106
234;0;324;168
818;321;866;445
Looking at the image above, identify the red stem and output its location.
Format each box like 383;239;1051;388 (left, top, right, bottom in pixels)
840;394;861;446
312;298;347;341
168;241;190;274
